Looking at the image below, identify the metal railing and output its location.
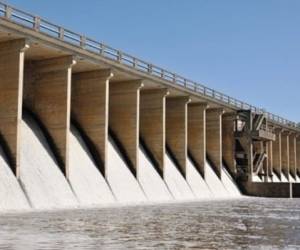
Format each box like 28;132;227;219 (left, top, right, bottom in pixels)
0;2;299;130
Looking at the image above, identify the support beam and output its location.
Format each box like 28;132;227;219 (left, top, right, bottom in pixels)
0;39;29;177
267;141;273;180
222;113;236;177
297;136;300;177
289;133;297;179
272;129;282;180
206;108;224;179
109;80;143;177
140;88;169;178
187;102;208;177
72;69;113;177
281;131;290;180
166;96;190;177
26;56;75;177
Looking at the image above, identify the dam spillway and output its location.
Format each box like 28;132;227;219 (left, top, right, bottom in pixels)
0;2;299;212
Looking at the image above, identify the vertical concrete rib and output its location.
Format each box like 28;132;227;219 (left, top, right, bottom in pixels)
281;131;290;180
27;56;76;177
267;141;273;180
206;108;224;179
0;39;29;177
187;102;207;177
109;80;143;177
289;133;297;179
272;129;282;179
297;136;300;177
222;113;236;177
166;96;190;178
72;69;113;177
140;88;169;178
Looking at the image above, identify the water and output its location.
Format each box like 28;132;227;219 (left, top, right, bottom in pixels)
164;153;195;200
221;166;241;196
20;115;78;209
68;126;115;206
0;146;30;211
0;198;299;249
138;146;173;201
106;138;147;203
186;157;212;199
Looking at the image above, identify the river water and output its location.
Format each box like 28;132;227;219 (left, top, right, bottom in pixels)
0;198;299;250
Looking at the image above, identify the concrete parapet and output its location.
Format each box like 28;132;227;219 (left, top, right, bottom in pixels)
0;39;29;177
206;108;224;179
140;88;169;177
109;80;143;177
281;131;290;180
187;102;208;177
24;56;76;177
222;113;236;177
72;69;113;177
166;96;190;177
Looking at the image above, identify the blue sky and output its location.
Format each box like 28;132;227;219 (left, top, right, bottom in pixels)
5;0;300;122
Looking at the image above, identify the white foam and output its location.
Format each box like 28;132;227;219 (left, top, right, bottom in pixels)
106;138;147;203
68;127;115;206
0;146;30;211
221;166;241;197
20;116;78;209
281;174;289;183
164;153;194;200
138;146;172;201
186;158;212;199
205;161;228;198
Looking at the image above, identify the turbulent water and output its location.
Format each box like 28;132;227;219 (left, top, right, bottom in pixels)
20;115;78;209
0;198;299;249
68;127;115;206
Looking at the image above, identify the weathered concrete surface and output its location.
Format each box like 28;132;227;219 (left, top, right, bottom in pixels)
72;69;113;177
25;56;75;177
281;131;290;180
297;136;300;176
206;108;224;179
0;39;29;177
109;80;143;177
267;141;273;179
289;133;297;179
239;181;300;198
166;96;190;177
140;89;169;177
272;129;282;179
187;103;207;177
222;113;236;177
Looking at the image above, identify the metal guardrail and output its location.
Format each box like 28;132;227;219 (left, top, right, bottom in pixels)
0;2;299;130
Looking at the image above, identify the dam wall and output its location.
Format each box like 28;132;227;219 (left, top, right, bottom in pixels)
0;2;299;211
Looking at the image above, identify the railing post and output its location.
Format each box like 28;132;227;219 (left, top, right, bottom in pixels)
80;35;86;48
5;5;12;19
117;51;122;62
59;27;64;40
34;16;41;31
99;43;104;55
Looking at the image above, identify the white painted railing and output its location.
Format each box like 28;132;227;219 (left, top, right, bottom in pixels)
0;2;298;130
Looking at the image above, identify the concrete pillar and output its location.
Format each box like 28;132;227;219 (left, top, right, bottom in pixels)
206;108;224;179
72;69;113;177
27;56;76;177
289;133;297;179
222;113;236;177
297;136;300;177
166;96;190;177
187;103;208;177
140;88;169;177
272;129;282;179
281;131;290;180
267;141;273;180
109;80;143;177
0;39;29;177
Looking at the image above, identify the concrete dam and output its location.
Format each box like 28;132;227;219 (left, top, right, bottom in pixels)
0;2;299;211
